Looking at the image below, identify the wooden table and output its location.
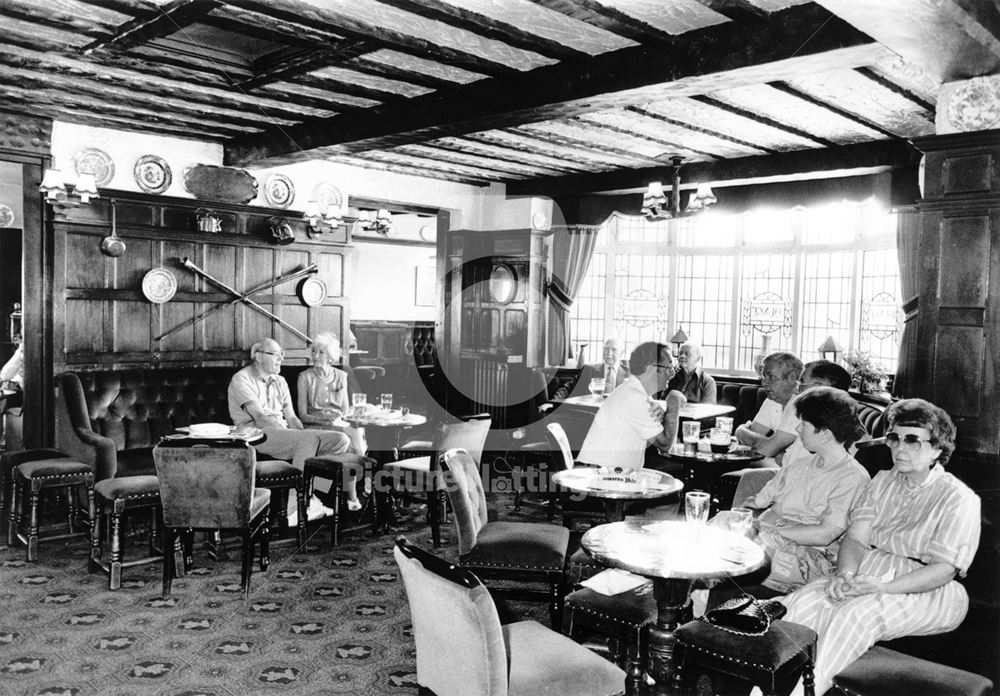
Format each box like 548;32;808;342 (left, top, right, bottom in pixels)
553;395;735;421
658;446;764;509
582;519;766;693
343;409;427;531
551;468;683;522
165;425;266;446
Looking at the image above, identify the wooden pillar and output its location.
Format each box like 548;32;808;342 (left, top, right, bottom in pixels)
909;129;1000;456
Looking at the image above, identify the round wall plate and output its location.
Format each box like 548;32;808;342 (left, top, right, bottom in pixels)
264;173;295;208
0;204;14;228
141;268;177;304
297;276;328;307
134;154;172;194
75;147;115;187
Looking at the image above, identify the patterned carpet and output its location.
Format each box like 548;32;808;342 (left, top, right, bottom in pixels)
0;494;550;696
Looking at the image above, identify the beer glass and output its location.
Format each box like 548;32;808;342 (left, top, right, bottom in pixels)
682;421;700;456
685;491;711;525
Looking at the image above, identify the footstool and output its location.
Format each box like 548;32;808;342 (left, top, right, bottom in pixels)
9;455;95;561
90;475;163;589
832;646;993;696
673;618;817;696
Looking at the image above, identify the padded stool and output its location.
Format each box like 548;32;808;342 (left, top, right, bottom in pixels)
9;456;95;561
1;448;69;546
90;475;163;590
563;583;657;696
832;646;993;696
255;459;306;548
304;454;377;547
673;618;817;696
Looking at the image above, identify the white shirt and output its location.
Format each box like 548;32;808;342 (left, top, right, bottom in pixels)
577;376;663;471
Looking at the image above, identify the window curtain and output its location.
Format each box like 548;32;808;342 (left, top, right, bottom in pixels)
547;224;600;366
892;208;921;398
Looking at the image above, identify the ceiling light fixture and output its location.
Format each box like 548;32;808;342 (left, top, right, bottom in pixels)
641;156;716;221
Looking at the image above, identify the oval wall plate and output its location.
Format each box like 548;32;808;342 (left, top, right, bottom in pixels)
134;154;172;194
183;164;258;204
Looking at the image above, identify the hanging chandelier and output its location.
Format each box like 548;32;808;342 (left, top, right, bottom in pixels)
641;156;717;221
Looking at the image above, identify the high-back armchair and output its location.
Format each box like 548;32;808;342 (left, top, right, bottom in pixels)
394;537;626;696
154;439;270;598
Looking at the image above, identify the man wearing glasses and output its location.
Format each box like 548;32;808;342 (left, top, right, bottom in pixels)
229;337;351;473
576;341;685;474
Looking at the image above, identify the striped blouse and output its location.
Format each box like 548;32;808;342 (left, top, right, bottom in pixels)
851;466;980;577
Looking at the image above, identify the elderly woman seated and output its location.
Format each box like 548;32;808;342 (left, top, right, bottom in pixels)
778;398;981;696
296;332;367;511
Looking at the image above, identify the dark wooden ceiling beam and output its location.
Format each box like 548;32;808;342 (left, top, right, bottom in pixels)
766;81;902;140
392;144;567;178
375;0;590;61
0;60;295;129
223;0;517;77
0;2;115;41
690;95;837;148
506;140;919;196
225;5;885;164
240;46;367;91
501;126;684;167
626;105;778;155
0;37;335;119
413;142;572;177
81;0;221;55
437;135;597;173
567;115;723;160
461;130;649;170
525;0;677;42
854;66;936;112
326;155;492;186
363;151;513;181
346;56;466;91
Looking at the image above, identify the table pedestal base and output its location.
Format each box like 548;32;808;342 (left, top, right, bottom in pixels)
647;578;694;695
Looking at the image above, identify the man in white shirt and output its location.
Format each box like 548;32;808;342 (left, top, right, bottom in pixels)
576;341;685;473
735;351;805;468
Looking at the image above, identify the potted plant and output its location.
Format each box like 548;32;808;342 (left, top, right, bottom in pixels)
843;351;888;395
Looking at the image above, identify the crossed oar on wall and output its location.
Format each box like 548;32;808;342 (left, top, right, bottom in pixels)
154;258;318;343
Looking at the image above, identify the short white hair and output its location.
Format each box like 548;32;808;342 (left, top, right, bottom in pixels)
603;337;624;352
311;332;342;360
250;337;280;358
680;342;703;362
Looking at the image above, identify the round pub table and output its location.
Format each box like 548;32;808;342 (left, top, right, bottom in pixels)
551;467;683;522
582;519;766;693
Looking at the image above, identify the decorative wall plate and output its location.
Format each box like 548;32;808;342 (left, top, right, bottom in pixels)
297;276;328;307
264;173;295;209
419;224;435;241
133;154;172;194
0;204;14;228
75;147;115;187
312;181;343;216
183;164;258;204
141;267;178;304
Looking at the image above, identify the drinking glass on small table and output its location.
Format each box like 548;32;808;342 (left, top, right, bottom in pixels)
380;393;393;411
685;491;711;525
682;421;701;456
588;377;606;399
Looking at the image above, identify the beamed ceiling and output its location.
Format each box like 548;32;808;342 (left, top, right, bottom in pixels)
2;0;998;195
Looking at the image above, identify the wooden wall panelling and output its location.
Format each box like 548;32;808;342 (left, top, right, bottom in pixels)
50;189;350;374
912;130;1000;456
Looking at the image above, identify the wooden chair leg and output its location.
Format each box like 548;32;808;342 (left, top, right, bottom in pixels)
162;526;175;596
624;630;645;696
241;530;254;598
295;483;306;548
259;510;270;571
27;483;40;562
330;467;342;548
106;508;123;590
89;504;102;572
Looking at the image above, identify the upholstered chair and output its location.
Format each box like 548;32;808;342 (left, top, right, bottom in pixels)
393;537;626;696
438;447;570;627
153;440;270;598
382;415;491;546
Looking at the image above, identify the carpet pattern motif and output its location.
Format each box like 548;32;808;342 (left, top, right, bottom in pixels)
0;496;546;696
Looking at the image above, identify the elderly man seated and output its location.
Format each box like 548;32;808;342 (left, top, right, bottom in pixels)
660;341;716;403
554;336;629;400
576;341;685;474
228;337;355;513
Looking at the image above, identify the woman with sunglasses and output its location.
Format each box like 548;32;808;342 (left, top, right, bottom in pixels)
778;398;981;696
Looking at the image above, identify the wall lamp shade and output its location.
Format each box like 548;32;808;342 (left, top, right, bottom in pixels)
641;156;716;221
304;199;344;237
818;335;844;362
39;168;100;205
669;327;688;345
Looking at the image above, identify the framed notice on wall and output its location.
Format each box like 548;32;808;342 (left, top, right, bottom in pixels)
415;266;436;307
